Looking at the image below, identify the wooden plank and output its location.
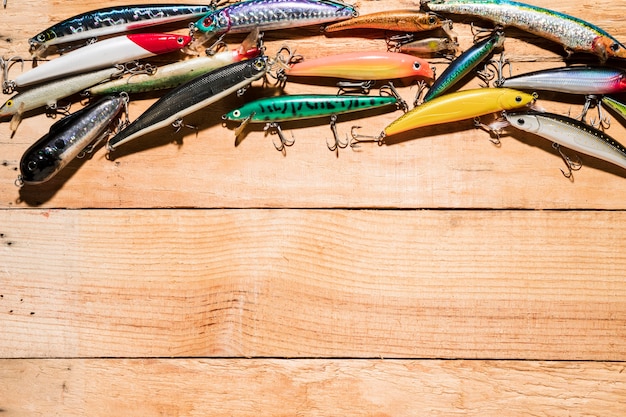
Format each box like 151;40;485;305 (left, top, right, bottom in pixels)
1;359;625;416
1;208;625;359
2;0;626;209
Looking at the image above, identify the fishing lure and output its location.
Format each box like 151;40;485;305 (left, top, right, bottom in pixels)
323;9;445;33
422;0;626;62
107;55;269;151
194;0;357;40
352;88;535;143
0;67;122;133
601;95;626;125
282;51;434;87
7;33;191;91
390;36;458;56
222;89;405;150
87;30;261;96
503;110;626;174
422;26;504;102
28;4;211;55
18;95;128;185
497;66;626;95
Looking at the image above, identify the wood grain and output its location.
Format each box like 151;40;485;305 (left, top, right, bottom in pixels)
2;208;625;359
2;0;626;209
1;359;625;417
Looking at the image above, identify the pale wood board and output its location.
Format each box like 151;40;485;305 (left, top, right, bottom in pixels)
1;359;625;417
2;0;626;415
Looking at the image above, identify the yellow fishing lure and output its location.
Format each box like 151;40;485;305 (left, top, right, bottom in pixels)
383;88;535;137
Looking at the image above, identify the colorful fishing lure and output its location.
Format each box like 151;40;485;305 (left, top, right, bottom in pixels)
504;110;626;173
601;96;626;125
323;9;444;33
390;36;458;56
18;95;128;185
8;33;191;90
107;56;269;151
283;51;434;83
497;66;626;95
222;91;404;150
1;67;122;133
353;88;535;142
87;30;261;96
423;27;504;102
423;0;626;62
28;4;211;55
194;0;357;37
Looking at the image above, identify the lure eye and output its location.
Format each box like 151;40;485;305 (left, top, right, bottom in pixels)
516;118;525;126
27;160;38;172
5;100;13;108
515;96;522;103
413;62;421;71
253;59;265;70
232;110;241;118
428;15;437;24
611;42;621;52
202;16;214;28
176;36;185;44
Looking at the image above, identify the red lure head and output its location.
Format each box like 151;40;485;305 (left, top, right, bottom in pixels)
127;33;192;55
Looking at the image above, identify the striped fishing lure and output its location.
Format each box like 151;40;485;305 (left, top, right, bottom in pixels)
29;4;211;54
423;0;626;62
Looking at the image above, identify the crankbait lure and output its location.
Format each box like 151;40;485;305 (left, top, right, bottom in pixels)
222;91;404;150
323;9;444;33
504;110;626;173
87;30;261;96
194;0;357;39
8;33;191;90
28;4;211;55
391;36;458;56
423;27;504;102
0;67;122;133
423;0;626;62
284;51;434;83
18;95;128;185
353;88;535;142
497;66;626;95
107;55;269;151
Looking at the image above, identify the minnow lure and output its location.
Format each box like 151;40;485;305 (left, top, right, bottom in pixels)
422;0;626;62
504;110;626;172
601;95;626;125
323;9;443;33
497;66;626;95
392;37;458;56
284;51;434;82
87;30;261;95
359;88;535;140
18;95;127;185
194;0;357;37
28;4;211;54
0;67;122;133
107;55;268;151
8;33;191;90
423;27;504;102
223;92;402;150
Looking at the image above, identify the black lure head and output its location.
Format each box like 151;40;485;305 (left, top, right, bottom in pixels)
19;135;61;184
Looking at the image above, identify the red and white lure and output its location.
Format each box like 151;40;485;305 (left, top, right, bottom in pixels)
6;33;191;91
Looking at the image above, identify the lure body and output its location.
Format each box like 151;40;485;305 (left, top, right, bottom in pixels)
423;0;626;61
601;96;626;123
499;66;626;95
1;67;120;118
504;110;626;171
87;46;260;95
13;33;191;88
397;37;458;56
285;51;434;81
383;87;534;137
195;0;357;35
424;28;503;102
29;4;211;52
324;9;443;33
19;95;126;184
107;56;268;150
224;94;398;122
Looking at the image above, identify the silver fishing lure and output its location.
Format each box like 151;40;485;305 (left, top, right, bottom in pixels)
18;95;128;185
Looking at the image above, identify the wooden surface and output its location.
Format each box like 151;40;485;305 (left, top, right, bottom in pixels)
1;0;626;415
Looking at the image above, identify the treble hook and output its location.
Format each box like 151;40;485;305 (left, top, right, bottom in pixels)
553;142;582;180
486;52;511;88
379;82;408;113
1;56;24;94
580;95;611;129
473;116;505;146
349;126;385;149
264;122;295;153
412;79;430;107
336;80;375;95
326;114;349;155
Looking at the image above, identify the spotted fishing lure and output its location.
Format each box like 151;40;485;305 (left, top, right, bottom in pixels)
323;9;445;33
18;95;127;185
29;4;211;55
423;0;626;62
194;0;357;37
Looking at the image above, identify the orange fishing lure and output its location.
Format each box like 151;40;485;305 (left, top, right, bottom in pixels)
324;9;444;33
